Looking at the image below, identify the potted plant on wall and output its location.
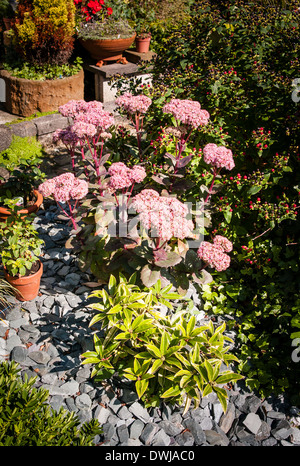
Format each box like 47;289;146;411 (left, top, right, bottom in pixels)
132;2;155;54
0;0;84;117
74;0;136;67
135;29;151;54
0;205;44;301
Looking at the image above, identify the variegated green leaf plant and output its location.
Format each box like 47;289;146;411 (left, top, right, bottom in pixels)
81;273;243;413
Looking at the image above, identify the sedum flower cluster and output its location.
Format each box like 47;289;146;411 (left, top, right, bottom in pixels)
197;235;233;272
55;99;114;142
38;173;89;203
131;189;194;242
162;99;210;129
108;162;147;191
203;143;235;171
115;93;152;115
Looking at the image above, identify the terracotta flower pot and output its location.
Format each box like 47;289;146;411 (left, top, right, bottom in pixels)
135;36;151;54
0;189;43;222
4;260;43;302
79;34;136;67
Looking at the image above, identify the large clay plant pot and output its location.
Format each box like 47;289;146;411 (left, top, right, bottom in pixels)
0;190;43;222
80;34;136;67
4;260;43;302
0;69;84;117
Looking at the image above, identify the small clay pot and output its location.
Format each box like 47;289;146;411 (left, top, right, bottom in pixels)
135;36;151;53
4;260;43;302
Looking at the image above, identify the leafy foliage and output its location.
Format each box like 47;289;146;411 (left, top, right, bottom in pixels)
13;0;76;66
1;56;83;81
0;135;44;172
0;136;46;206
0;361;102;446
135;0;300;401
0;207;44;277
82;274;243;412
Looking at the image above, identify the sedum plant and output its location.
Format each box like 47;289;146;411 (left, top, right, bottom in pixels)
82;274;243;413
46;96;234;293
0;361;102;446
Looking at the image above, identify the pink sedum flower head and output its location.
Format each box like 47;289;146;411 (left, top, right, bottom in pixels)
213;235;233;253
99;131;112;140
203;143;235;170
162;99;210;129
107;163;147;191
54;173;75;203
58;100;104;118
53;127;80;147
109;173;133;190
108;162;129;176
108;162;132;190
38;173;88;203
131;189;160;211
59;99;114;138
197;239;231;272
115;93;152;115
58;100;87;118
38;179;56;198
72;121;97;139
69;178;89;200
130;166;147;184
131;190;194;242
74;109;114;131
83;101;104;112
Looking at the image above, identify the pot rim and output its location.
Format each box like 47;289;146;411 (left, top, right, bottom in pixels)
0;189;43;216
4;259;43;284
0;68;84;85
79;33;136;44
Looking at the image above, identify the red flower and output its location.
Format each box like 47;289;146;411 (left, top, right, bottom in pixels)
74;0;82;4
87;0;97;9
107;7;113;15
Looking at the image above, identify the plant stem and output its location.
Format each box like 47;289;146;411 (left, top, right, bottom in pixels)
204;168;219;204
135;114;142;157
80;141;89;179
57;201;77;230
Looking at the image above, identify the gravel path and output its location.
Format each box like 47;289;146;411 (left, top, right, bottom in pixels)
1;203;300;447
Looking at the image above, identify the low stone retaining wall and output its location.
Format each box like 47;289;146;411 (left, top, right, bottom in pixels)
0;112;72;152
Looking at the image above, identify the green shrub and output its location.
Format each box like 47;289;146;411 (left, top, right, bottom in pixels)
13;0;75;66
0;361;102;446
0;135;44;172
82;274;243;413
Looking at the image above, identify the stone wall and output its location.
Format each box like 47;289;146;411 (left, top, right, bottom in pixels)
0;113;72;153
